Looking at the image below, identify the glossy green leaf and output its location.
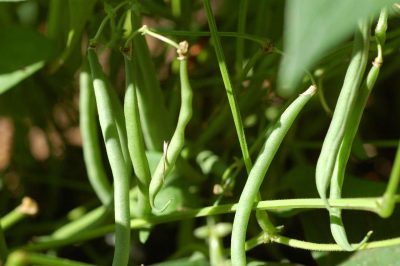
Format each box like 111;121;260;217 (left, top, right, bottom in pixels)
277;0;397;97
0;26;54;94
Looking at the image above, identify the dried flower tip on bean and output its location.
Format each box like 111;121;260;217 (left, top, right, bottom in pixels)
178;41;189;60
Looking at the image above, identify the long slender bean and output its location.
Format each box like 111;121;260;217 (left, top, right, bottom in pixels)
131;1;171;150
107;81;132;172
149;42;193;209
329;11;388;251
123;50;151;217
316;19;370;207
231;85;316;266
87;48;130;266
6;251;96;266
51;205;110;239
79;61;112;205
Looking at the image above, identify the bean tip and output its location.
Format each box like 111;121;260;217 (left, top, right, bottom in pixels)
177;41;189;60
301;85;317;96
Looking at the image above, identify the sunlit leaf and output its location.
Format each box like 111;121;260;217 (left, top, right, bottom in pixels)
0;26;54;94
339;245;400;266
277;0;397;97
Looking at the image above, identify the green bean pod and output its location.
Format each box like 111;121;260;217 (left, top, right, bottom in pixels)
149;45;193;209
329;11;387;250
316;19;370;206
87;48;130;266
329;61;379;251
79;62;112;205
231;86;316;266
107;80;132;173
131;2;171;150
123;52;151;217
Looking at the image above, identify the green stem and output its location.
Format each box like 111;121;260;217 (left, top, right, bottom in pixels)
6;251;95;266
379;141;400;217
0;223;8;264
235;0;249;75
202;0;252;188
23;197;392;252
151;28;267;46
203;0;279;253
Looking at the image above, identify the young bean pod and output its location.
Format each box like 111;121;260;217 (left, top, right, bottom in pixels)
315;19;370;207
87;48;131;266
329;11;387;250
107;81;132;173
329;64;379;250
131;2;171;150
149;41;193;209
231;85;316;266
79;61;112;205
123;50;151;217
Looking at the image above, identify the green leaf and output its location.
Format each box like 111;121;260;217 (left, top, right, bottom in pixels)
48;0;96;72
277;0;397;97
0;26;54;94
339;245;400;266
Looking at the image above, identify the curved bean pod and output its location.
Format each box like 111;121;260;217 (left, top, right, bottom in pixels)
329;61;379;251
107;80;132;173
123;52;151;217
316;19;370;207
231;85;316;266
87;48;130;266
79;61;112;205
329;11;387;250
149;44;193;209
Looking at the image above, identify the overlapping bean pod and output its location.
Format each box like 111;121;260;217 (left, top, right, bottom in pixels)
231;85;316;266
316;20;370;210
87;48;130;266
329;10;387;250
148;41;193;209
123;50;151;217
79;61;112;205
316;19;376;251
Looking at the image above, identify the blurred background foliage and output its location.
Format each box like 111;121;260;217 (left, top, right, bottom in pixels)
0;0;400;265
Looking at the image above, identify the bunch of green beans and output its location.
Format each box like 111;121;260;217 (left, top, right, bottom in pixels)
231;85;316;266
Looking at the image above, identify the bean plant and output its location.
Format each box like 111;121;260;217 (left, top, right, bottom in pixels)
0;1;400;266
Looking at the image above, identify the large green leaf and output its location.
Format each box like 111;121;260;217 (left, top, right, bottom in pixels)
0;26;54;94
339;245;400;266
277;0;397;97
